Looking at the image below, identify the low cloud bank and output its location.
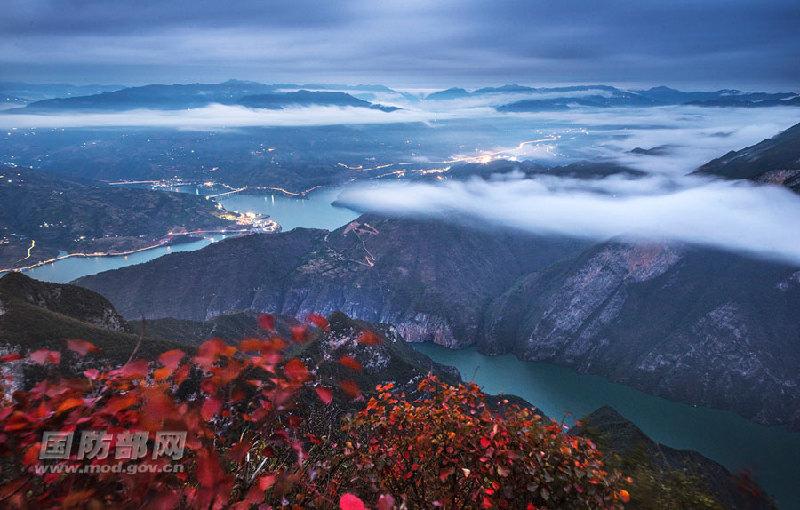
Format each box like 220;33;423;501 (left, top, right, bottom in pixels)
338;175;800;266
0;104;433;129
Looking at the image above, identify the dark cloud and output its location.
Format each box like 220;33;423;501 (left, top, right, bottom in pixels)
2;0;798;88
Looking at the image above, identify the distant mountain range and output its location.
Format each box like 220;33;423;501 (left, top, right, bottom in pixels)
4;80;797;113
0;81;127;102
423;83;799;111
9;80;399;112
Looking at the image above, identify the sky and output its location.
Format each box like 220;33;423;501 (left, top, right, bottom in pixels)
2;0;799;89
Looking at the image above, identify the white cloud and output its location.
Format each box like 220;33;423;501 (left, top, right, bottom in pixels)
338;175;800;266
0;104;434;129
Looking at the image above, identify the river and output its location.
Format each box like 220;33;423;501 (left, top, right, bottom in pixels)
414;343;800;509
8;187;359;283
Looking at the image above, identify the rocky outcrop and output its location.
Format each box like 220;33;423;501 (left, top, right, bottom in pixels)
572;407;775;509
480;242;800;430
693;121;800;193
0;272;180;364
76;216;584;348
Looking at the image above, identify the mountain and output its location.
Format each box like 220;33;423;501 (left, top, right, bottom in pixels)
486;84;798;111
0;166;242;269
693;121;800;192
16;81;398;112
635;86;797;105
237;90;399;111
425;87;471;100
572;407;773;509
0;81;127;102
0;272;179;363
0;272;771;507
480;241;800;430
686;97;800;108
75;216;584;345
496;92;660;112
74;209;800;429
473;84;537;94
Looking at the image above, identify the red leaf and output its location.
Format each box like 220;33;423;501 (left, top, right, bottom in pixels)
480;436;491;449
258;313;276;331
0;353;22;363
258;474;276;491
315;386;333;405
196;449;223;488
307;313;330;331
339;493;366;510
290;325;309;343
121;359;149;379
284;358;310;383
83;368;100;380
378;494;396;510
357;330;381;345
339;379;362;399
201;396;222;421
29;349;60;365
3;411;31;432
194;339;236;371
338;355;363;372
66;339;99;356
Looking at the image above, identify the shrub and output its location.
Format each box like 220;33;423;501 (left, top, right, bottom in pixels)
0;314;629;509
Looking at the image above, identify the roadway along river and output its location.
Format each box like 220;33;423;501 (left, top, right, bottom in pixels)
12;187;359;283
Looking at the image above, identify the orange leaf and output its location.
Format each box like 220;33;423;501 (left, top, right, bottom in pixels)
357;330;381;346
619;489;630;503
339;493;366;510
153;367;172;381
66;339;99;356
56;397;84;414
158;349;185;370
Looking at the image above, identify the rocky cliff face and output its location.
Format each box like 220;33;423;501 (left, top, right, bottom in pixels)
480;242;800;429
76;216;584;348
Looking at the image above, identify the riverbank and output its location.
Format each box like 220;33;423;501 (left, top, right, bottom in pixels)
414;343;800;509
0;228;267;275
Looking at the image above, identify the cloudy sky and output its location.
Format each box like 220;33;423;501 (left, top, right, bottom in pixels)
2;0;799;89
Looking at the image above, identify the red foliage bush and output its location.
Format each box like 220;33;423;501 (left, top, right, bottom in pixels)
0;314;629;509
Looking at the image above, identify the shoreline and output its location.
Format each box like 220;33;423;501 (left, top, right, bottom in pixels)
0;227;269;274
